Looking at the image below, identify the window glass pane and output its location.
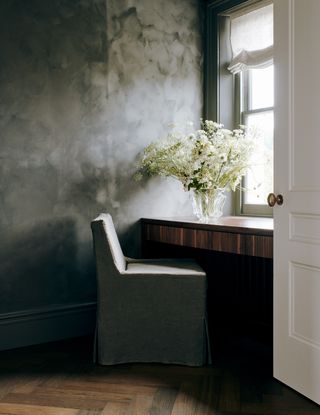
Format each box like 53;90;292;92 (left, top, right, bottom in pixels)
250;65;274;110
244;111;273;205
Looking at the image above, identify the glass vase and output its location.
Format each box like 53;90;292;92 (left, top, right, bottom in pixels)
191;189;226;222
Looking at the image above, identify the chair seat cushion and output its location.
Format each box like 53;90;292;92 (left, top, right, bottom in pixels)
126;258;206;276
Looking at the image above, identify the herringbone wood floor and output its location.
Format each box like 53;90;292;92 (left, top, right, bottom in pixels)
0;336;319;415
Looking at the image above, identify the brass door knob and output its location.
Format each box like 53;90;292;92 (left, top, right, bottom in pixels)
267;193;284;207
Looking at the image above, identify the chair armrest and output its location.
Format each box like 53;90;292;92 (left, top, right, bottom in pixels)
121;271;206;279
123;259;205;277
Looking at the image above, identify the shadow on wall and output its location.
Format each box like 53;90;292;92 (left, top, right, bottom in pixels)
63;162;145;258
121;220;141;258
63;159;192;259
0;216;96;313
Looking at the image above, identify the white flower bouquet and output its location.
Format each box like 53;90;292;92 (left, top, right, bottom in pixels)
136;120;255;220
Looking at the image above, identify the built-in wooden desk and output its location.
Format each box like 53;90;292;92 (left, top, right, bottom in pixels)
141;216;274;349
141;216;273;259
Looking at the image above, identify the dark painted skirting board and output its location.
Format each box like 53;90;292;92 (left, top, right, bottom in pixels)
0;302;96;351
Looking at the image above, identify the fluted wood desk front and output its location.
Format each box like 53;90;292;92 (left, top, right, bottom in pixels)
141;216;273;259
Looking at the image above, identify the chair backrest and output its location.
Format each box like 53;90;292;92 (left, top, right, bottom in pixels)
91;213;126;274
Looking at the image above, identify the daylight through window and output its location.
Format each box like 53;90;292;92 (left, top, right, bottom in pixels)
229;2;274;215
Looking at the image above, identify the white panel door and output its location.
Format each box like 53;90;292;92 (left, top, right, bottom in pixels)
274;0;320;404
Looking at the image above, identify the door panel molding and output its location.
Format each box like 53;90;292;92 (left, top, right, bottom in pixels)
289;261;320;350
289;213;320;245
288;0;295;191
290;0;320;192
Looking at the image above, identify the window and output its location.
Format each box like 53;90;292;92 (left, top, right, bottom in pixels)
205;0;274;217
231;2;274;216
240;64;274;215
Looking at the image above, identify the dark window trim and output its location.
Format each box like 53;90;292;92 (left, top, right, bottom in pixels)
204;0;273;217
204;0;251;121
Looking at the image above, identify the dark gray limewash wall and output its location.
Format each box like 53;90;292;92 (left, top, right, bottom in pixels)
0;0;203;314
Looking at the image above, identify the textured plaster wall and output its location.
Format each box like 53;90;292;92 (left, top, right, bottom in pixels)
0;0;203;313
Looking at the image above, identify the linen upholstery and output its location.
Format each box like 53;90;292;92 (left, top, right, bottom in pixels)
91;213;210;366
97;212;126;272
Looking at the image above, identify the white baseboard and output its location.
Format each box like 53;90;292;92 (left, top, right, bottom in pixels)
0;302;96;351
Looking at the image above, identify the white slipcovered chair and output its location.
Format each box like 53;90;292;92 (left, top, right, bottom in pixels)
91;213;211;366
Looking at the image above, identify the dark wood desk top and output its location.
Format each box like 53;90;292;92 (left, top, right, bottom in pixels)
141;216;273;258
141;216;273;236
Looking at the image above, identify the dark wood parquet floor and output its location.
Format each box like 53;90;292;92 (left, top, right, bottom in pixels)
0;336;319;415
